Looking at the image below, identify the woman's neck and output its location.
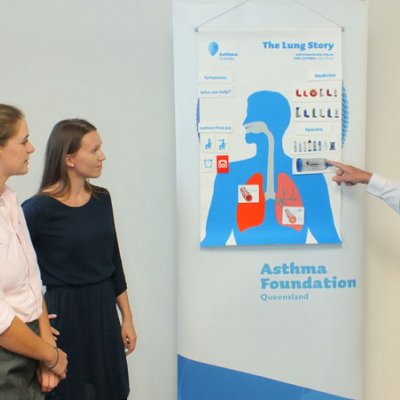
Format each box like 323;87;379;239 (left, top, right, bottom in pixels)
60;190;91;207
45;178;91;207
0;174;8;195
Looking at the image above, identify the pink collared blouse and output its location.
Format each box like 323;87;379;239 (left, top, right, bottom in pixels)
0;186;43;334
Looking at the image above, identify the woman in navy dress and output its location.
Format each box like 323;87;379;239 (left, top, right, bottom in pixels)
23;119;136;400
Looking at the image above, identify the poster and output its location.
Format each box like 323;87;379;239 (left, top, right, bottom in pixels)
199;28;343;247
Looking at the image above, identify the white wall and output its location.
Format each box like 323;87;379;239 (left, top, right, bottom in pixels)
1;1;176;399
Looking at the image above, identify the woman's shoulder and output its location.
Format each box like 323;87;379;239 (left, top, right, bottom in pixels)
91;185;112;201
22;193;54;209
21;194;58;221
91;185;110;196
90;185;114;206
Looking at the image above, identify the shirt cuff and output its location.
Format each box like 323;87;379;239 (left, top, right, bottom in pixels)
0;303;16;335
366;173;387;197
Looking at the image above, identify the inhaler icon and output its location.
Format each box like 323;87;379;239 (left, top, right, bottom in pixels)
208;42;219;56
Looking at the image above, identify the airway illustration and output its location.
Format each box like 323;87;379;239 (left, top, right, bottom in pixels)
240;186;253;202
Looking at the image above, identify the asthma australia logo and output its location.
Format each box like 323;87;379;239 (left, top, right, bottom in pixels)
208;42;219;56
207;41;238;60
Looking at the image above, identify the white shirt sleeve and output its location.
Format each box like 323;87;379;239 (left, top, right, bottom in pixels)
366;173;400;214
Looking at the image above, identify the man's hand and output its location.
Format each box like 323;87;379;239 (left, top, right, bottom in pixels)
327;160;372;186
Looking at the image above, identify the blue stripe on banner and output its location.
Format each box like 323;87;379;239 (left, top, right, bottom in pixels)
178;355;354;400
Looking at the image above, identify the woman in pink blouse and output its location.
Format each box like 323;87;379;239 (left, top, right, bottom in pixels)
0;104;68;399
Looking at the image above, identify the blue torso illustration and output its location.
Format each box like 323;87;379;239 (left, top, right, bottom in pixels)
201;91;340;247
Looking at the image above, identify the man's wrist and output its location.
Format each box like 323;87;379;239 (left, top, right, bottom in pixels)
362;171;373;184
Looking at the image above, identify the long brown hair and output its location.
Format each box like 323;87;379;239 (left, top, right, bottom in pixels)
39;118;97;196
0;104;24;147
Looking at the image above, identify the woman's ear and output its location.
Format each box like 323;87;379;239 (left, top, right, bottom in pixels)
65;155;75;168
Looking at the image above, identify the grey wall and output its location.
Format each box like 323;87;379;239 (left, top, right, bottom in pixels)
1;1;176;399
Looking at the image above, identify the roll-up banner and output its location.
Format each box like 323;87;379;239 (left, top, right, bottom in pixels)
174;1;367;399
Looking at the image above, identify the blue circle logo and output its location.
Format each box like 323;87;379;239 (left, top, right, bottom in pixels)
208;42;219;56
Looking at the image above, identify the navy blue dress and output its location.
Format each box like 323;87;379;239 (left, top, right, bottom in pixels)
22;187;130;400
